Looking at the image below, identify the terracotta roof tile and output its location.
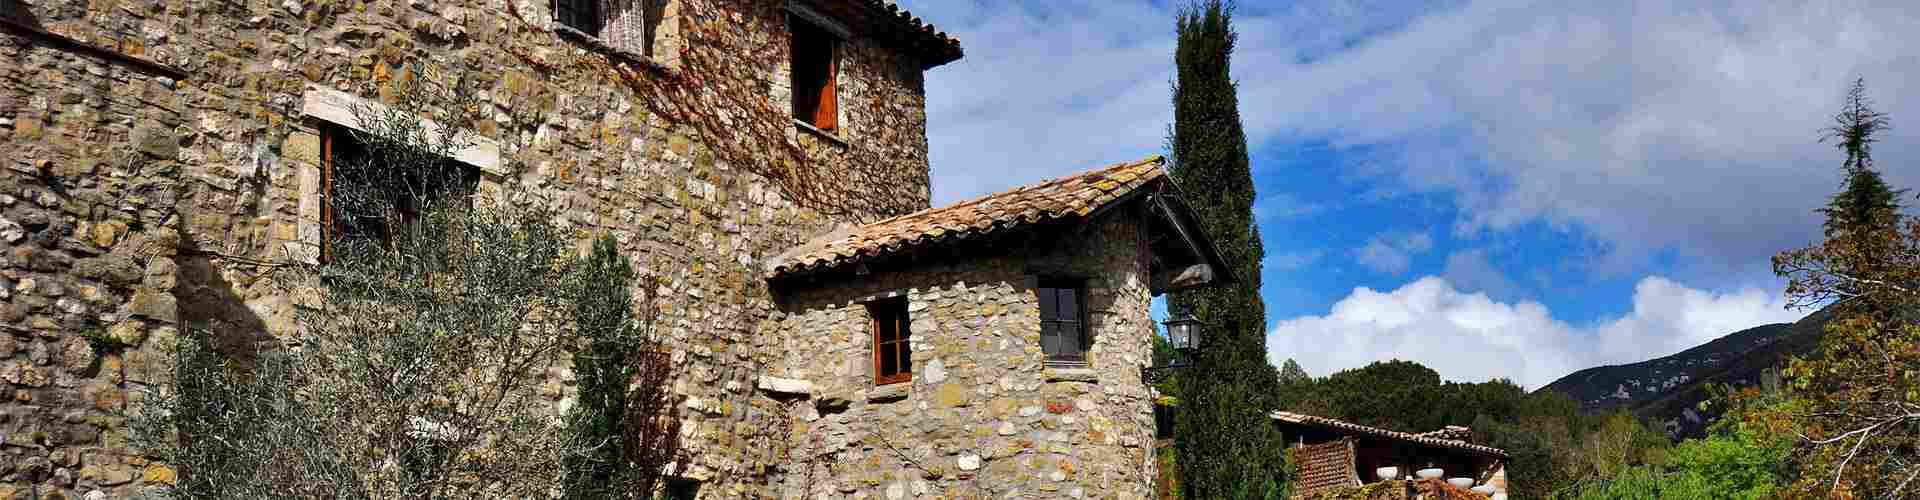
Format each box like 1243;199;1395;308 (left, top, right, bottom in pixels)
855;0;964;68
1271;411;1509;458
769;156;1166;278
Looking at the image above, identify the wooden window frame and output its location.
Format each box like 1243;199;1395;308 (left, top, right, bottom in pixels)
870;296;912;386
789;15;840;132
320;123;338;263
1039;278;1090;364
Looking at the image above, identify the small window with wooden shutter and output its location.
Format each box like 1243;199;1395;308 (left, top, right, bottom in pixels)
870;297;911;385
1039;278;1089;364
790;16;838;132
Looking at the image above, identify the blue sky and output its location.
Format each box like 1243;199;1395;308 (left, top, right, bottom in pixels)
895;0;1920;388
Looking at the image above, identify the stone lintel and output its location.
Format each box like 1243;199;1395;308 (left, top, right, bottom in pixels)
1044;367;1099;384
756;375;815;395
300;86;505;176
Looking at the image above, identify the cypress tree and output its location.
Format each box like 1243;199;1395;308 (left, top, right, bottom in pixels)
1166;1;1289;497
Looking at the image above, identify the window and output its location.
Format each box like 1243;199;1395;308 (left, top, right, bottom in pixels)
870;297;911;385
553;0;678;61
789;16;838;132
1039;278;1089;363
661;478;700;500
320;124;478;262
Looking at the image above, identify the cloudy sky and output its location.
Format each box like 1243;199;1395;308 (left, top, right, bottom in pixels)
895;0;1920;389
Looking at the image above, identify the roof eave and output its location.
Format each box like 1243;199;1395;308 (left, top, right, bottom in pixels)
1150;177;1239;291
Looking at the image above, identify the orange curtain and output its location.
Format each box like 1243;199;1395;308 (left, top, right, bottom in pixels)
814;49;837;131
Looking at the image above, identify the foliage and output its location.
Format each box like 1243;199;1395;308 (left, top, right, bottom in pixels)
561;235;686;499
130;328;354;498
1771;78;1920;498
1277;359;1310;385
1156;445;1184;500
1165;0;1289;497
131;66;631;499
1559;427;1789;500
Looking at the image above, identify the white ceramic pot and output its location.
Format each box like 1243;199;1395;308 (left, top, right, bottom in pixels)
1447;478;1474;489
1416;468;1445;479
1375;467;1400;481
1472;485;1497;494
1491;494;1508;500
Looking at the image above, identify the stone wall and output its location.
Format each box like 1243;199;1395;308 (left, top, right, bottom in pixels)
2;0;941;497
768;214;1161;500
0;6;189;495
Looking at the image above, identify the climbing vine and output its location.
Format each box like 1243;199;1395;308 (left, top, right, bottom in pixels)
501;0;931;223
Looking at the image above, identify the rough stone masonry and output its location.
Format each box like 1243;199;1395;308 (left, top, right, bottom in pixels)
0;0;1183;498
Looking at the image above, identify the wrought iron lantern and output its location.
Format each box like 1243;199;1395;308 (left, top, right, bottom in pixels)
1142;308;1203;384
1164;309;1201;352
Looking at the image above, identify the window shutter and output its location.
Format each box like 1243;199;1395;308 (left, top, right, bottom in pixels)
814;45;838;130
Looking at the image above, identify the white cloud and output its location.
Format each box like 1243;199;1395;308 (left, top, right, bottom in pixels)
904;0;1920;277
1265;276;1806;389
1266;249;1326;271
1353;230;1433;274
1235;0;1920;274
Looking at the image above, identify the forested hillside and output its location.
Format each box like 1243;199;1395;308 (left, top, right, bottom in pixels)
1538;305;1831;437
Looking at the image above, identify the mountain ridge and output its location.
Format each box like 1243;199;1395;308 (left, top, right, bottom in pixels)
1536;304;1833;437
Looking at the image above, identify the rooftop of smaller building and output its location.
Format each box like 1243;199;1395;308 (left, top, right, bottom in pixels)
768;156;1169;278
1271;411;1509;458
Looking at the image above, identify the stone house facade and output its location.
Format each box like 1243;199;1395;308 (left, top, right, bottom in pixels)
762;157;1230;499
0;0;1231;497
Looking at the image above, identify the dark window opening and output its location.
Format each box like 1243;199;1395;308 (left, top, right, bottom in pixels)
871;296;911;385
321;124;479;262
790;17;838;131
1039;278;1089;363
661;477;700;500
553;0;601;35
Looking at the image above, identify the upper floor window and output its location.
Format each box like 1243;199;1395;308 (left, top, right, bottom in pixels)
870;297;911;385
789;14;839;132
1039;278;1089;364
553;0;680;64
321;124;478;262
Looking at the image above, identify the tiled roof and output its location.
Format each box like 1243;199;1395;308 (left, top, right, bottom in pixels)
1293;439;1361;496
854;0;964;68
769;156;1166;278
1271;411;1509;458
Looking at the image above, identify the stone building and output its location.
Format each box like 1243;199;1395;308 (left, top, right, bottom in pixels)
0;0;1233;497
763;157;1229;498
1273;411;1509;499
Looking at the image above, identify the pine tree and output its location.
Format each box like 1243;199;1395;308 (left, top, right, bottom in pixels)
1166;1;1289;497
1819;78;1902;240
